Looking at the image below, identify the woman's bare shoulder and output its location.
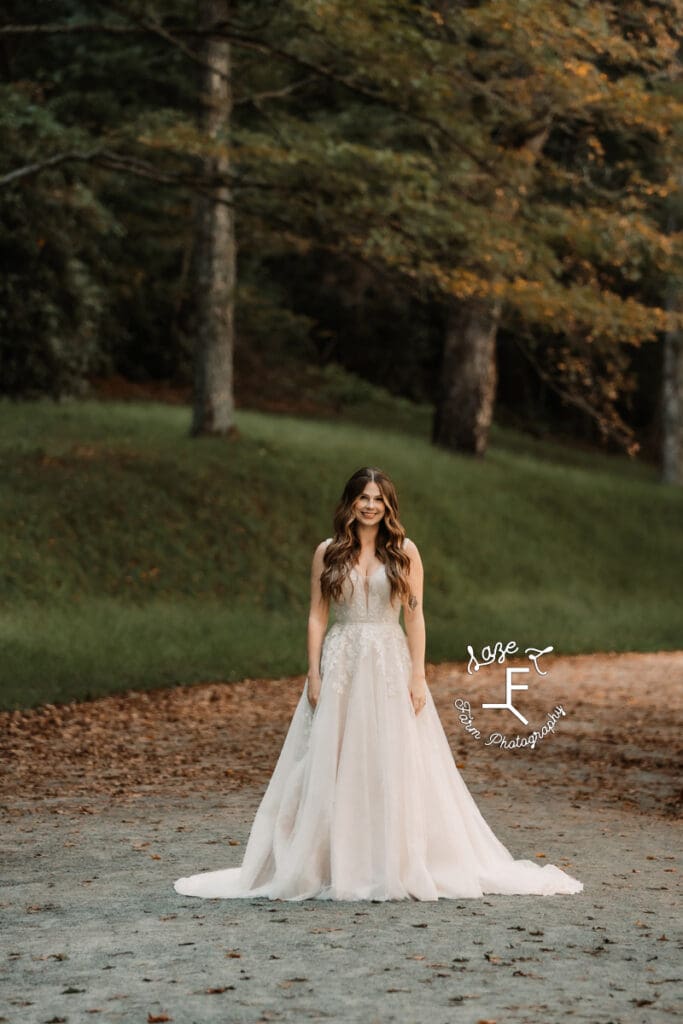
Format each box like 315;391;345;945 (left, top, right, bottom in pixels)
312;537;333;560
403;537;422;563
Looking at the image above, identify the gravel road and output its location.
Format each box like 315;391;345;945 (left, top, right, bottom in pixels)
2;650;682;1023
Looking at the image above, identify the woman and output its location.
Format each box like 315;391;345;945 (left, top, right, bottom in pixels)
174;466;583;901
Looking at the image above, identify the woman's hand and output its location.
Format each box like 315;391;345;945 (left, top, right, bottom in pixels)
306;674;321;711
409;674;428;715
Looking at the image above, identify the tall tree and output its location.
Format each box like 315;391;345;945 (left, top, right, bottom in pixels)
662;171;683;484
662;293;683;484
432;124;549;456
191;0;236;436
659;29;683;485
414;2;682;457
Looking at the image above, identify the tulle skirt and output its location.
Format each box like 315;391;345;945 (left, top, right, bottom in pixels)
173;623;584;901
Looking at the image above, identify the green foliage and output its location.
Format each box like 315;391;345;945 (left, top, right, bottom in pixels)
0;86;112;394
0;0;681;448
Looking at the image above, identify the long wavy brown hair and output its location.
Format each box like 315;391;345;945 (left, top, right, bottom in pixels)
320;467;413;606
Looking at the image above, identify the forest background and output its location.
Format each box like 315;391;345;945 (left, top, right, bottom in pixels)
1;0;682;709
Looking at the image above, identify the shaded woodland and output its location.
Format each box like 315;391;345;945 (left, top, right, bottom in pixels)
1;1;682;478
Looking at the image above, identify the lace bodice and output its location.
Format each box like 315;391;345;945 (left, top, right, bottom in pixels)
325;537;406;626
318;538;412;698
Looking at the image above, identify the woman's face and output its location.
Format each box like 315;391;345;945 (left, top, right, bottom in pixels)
353;481;386;526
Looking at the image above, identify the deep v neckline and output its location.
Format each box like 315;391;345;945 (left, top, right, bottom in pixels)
351;563;384;613
352;563;384;581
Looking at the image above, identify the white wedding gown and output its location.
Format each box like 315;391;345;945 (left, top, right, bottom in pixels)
174;540;584;902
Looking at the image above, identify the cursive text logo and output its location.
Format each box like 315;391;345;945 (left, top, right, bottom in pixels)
467;642;553;676
454;698;567;751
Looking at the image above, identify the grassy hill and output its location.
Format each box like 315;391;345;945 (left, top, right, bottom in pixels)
0;385;680;710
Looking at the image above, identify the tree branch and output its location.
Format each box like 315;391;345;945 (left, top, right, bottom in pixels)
1;12;495;175
0;146;234;200
0;145;323;204
0;148;102;186
234;75;316;106
0;22;141;36
512;330;638;454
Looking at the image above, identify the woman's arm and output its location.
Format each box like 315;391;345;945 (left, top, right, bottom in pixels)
402;539;428;712
306;540;331;698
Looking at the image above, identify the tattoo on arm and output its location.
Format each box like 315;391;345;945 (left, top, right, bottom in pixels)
408;594;418;611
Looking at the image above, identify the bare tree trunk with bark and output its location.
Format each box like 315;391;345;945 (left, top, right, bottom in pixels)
661;290;683;485
431;297;502;456
191;0;237;437
432;129;548;457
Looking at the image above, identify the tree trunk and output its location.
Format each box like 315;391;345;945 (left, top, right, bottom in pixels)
432;298;502;456
661;293;683;485
191;0;237;437
431;128;548;458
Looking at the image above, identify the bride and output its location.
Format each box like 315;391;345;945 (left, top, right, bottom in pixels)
174;466;584;901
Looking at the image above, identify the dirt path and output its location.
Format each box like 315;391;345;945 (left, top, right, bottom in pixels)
2;650;681;821
1;651;682;1023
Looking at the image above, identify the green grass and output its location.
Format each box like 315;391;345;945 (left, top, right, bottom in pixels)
0;385;681;710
